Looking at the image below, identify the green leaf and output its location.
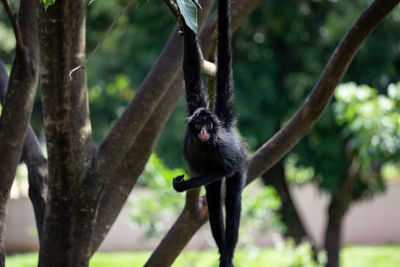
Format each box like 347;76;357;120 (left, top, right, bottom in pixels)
43;0;56;10
176;0;198;32
137;0;149;8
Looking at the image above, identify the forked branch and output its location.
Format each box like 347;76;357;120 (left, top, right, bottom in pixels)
146;0;400;264
1;0;24;49
163;0;180;21
69;0;136;80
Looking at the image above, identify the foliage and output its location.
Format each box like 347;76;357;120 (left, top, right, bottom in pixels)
285;154;315;184
291;82;400;199
333;82;400;198
6;246;400;267
381;162;400;179
340;246;400;267
43;0;55;10
130;154;186;237
131;154;282;242
273;237;326;267
334;82;400;164
157;0;400;169
176;0;198;32
137;0;149;8
240;184;283;248
88;74;134;143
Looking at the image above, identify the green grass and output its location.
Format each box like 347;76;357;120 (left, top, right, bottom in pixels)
5;245;400;267
341;246;400;267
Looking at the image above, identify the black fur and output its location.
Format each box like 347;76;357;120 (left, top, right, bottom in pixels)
172;0;247;266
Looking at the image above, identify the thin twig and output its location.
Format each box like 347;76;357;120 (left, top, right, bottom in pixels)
163;0;180;20
198;46;216;77
1;0;24;49
68;0;136;81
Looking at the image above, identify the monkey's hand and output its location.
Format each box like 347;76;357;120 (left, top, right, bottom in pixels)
173;174;186;192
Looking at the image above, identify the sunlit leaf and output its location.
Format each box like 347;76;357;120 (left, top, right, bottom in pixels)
43;0;55;10
137;0;149;8
176;0;198;32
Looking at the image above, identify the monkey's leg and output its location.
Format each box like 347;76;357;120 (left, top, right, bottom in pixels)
221;171;245;267
206;180;225;254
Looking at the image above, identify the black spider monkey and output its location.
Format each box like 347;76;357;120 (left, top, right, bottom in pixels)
172;0;247;265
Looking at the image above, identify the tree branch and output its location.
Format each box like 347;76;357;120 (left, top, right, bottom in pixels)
0;60;48;242
145;0;264;264
23;125;48;242
92;26;182;182
1;0;24;49
40;0;93;194
69;0;136;80
0;61;7;102
145;189;208;267
88;0;217;252
94;0;260;183
163;0;180;21
199;47;217;77
0;0;40;193
246;0;400;184
147;0;400;264
0;0;40;262
89;73;186;254
93;0;216;186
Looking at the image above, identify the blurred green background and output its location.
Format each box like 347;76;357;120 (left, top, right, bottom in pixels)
1;0;400;266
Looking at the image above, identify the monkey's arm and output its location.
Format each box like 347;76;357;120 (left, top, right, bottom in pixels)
214;0;236;128
173;172;227;192
183;24;208;115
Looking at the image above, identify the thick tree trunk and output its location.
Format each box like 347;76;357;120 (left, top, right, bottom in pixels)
38;0;94;266
324;199;346;267
262;164;313;245
0;198;9;267
324;162;359;267
0;0;40;265
149;1;400;264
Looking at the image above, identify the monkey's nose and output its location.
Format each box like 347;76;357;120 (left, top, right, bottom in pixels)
199;127;209;141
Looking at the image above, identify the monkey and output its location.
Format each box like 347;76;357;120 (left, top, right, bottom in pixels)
172;0;247;265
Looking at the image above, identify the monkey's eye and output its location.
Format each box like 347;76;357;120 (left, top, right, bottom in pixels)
195;123;202;129
207;122;213;129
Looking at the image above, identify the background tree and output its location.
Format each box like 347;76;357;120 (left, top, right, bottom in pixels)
319;82;400;267
156;0;400;250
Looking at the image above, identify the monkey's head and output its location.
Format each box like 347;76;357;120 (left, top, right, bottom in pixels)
187;108;219;143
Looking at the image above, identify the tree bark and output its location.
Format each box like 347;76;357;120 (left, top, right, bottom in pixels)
324;162;359;267
324;200;345;267
38;0;94;266
0;0;40;265
0;61;48;244
262;164;314;246
88;0;216;252
89;0;260;253
246;0;400;184
23;125;48;242
148;0;400;264
89;74;186;254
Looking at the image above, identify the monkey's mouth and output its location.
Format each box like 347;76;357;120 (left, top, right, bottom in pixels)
198;128;209;142
198;133;209;142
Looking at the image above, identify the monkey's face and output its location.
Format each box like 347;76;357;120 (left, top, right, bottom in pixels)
187;108;219;143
